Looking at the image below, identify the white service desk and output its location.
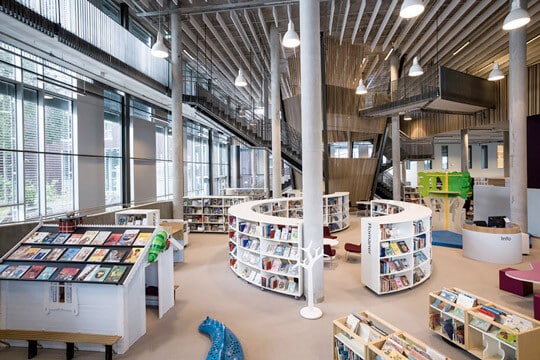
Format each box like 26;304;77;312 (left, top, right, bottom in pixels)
462;223;522;264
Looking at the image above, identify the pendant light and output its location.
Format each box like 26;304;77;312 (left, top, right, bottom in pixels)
399;0;425;19
234;69;247;87
151;12;168;58
408;56;423;77
355;79;367;95
488;62;505;81
503;0;530;31
282;6;300;48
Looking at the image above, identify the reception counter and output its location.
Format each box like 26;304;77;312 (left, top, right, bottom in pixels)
462;223;522;264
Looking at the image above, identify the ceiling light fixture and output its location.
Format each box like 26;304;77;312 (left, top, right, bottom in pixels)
234;69;248;87
356;79;367;95
399;0;425;19
453;41;470;56
488;62;505;81
503;0;530;31
384;47;394;61
151;12;169;58
282;6;300;48
404;115;413;121
408;56;423;77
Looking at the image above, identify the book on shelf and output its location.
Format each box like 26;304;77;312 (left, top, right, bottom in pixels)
389;242;401;255
76;264;100;281
64;233;82;245
44;248;65;261
25;231;50;244
119;229;139;245
397;241;409;253
438;288;458;302
36;266;58;280
0;265;30;279
73;247;94;262
52;233;71;244
32;248;51;261
502;314;534;332
133;232;152;246
87;266;111;282
469;316;492;332
345;314;361;333
79;230;99;245
104;233;122;246
105;265;127;283
91;231;111;245
53;267;80;281
429;313;441;330
287;279;296;293
104;249;128;263
21;265;46;279
496;330;517;346
87;248;110;262
456;291;477;308
58;248;81;261
290;227;299;241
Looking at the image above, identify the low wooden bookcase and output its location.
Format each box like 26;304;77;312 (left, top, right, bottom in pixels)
429;288;540;360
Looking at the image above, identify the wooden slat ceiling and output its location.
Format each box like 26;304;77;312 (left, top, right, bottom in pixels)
128;0;540;107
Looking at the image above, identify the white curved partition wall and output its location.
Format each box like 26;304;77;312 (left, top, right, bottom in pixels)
361;200;433;295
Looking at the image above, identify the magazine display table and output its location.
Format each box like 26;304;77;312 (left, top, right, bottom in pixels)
0;223;175;355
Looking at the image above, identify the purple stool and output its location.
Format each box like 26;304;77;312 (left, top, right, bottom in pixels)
534;294;540;320
499;267;533;296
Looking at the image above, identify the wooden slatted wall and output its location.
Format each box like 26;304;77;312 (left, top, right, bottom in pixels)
328;158;378;203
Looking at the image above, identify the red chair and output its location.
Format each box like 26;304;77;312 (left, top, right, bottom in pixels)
323;244;336;264
323;226;337;239
344;243;361;261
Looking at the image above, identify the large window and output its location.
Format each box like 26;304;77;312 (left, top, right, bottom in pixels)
352;141;373;158
104;91;122;206
156;125;173;199
184;121;209;196
329;142;348;158
0;81;17;223
212;132;230;195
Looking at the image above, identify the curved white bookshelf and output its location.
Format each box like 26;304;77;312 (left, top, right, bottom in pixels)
361;200;432;295
228;192;349;298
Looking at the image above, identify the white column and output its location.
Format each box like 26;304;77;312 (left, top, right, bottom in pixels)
270;26;282;197
461;129;469;172
390;53;401;200
171;13;184;219
251;148;257;187
508;0;528;232
300;0;324;302
263;149;270;197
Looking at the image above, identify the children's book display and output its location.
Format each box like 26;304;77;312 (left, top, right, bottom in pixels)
429;287;540;360
361;200;432;295
0;225;153;285
333;311;449;360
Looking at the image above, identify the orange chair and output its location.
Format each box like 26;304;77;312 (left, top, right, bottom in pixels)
344;243;361;261
323;226;337;239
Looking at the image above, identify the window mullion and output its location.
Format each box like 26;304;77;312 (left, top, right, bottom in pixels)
15;83;24;221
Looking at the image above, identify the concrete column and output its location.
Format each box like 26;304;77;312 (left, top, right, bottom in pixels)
347;131;353;158
171;13;184;219
270;26;282;197
508;1;528;232
263;149;270;197
251;148;257;187
390;53;401;200
461;129;469;172
504;130;510;178
401;160;407;186
300;0;324;302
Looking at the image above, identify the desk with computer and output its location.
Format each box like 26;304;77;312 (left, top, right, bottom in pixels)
462;215;524;264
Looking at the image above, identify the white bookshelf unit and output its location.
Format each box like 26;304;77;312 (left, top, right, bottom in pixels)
361;200;432;295
333;311;449;360
224;187;267;200
429;287;540;359
228;200;303;298
183;195;249;233
115;209;160;226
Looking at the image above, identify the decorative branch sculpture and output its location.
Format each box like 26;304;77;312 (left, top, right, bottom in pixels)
297;241;323;319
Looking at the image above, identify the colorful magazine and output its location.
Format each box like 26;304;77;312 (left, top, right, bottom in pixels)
91;231;112;245
87;248;110;262
118;229;140;246
72;247;93;262
0;265;30;279
21;265;46;279
51;233;71;244
123;248;143;263
32;248;52;261
36;266;58;280
105;265;127;283
104;233;122;246
53;267;80;281
8;245;32;260
78;230;99;245
25;232;50;244
76;264;99;281
87;266;111;282
133;232;152;246
58;248;81;261
44;248;66;261
64;233;83;245
103;249;128;263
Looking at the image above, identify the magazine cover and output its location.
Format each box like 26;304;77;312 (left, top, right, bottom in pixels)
76;264;99;281
133;232;152;246
123;248;143;263
51;233;71;244
118;229;140;246
87;248;110;262
44;248;66;261
36;266;58;280
87;266;111;282
104;249;128;263
21;265;46;279
58;248;81;261
72;247;94;262
104;233;122;246
105;265;127;283
78;230;99;245
91;231;111;245
53;267;80;281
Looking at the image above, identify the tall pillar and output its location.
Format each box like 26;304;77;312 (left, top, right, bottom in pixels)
270;26;282;197
401;160;407;186
390;53;401;200
251;148;257;187
171;13;184;219
461;129;469;172
508;0;528;232
300;0;324;302
263;150;270;197
504;130;510;178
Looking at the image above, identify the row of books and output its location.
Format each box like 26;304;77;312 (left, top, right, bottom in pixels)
9;245;142;263
380;258;408;274
413;235;427;250
261;257;298;276
413;251;429;266
334;337;362;360
441;317;465;344
241;237;259;251
413;267;426;283
380;275;410;292
263;243;298;259
380;241;409;257
240;251;259;266
413;220;425;234
0;263;128;283
380;224;399;240
25;230;150;247
379;334;445;360
261;274;297;293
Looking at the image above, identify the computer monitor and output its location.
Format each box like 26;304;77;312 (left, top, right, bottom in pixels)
488;216;507;228
474;220;488;227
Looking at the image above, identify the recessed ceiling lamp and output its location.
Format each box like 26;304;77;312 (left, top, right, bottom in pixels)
503;0;530;30
400;0;425;19
356;79;367;95
282;5;300;48
408;56;423;77
234;69;248;87
488;62;505;81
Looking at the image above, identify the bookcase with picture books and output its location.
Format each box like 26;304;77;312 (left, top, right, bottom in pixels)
361;200;432;295
0;223;175;354
429;287;540;360
228;200;303;298
183;195;249;233
333;311;449;360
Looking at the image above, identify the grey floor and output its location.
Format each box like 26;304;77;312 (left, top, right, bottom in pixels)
1;215;539;359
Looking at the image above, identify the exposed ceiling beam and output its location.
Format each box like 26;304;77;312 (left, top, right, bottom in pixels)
381;12;402;52
370;0;397;52
272;6;279;28
257;8;270;45
339;0;350;45
350;0;365;44
244;9;270;73
363;0;381;44
230;10;265;75
329;0;335;35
